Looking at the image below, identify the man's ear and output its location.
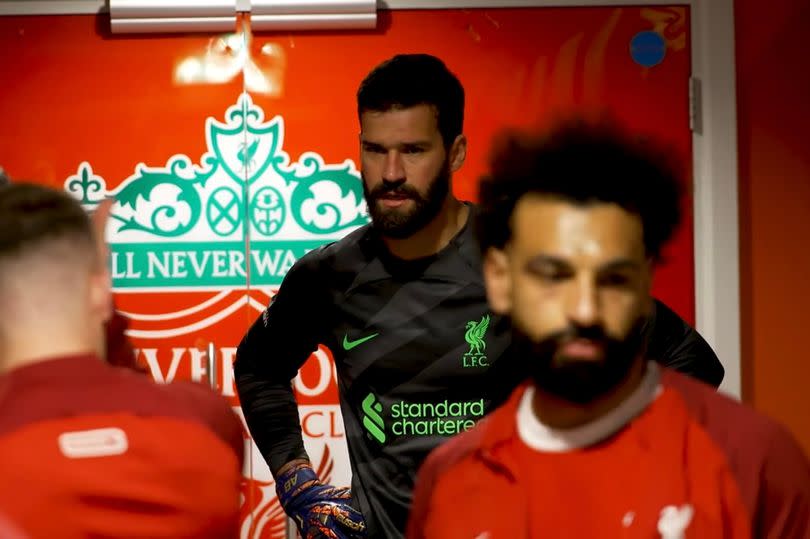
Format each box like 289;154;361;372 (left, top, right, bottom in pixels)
89;270;113;323
91;198;113;266
483;247;511;314
642;256;655;316
90;198;113;323
448;134;467;173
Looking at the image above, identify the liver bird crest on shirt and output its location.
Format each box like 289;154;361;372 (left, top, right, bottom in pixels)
464;315;490;357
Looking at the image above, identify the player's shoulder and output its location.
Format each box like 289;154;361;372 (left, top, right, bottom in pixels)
86;363;237;427
664;369;764;427
289;224;374;276
162;378;233;415
662;369;802;459
422;381;524;478
0;358;241;456
108;367;236;425
419;426;486;490
419;404;511;483
663;369;810;535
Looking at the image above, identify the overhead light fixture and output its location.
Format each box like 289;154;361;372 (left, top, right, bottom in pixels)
109;0;376;34
110;0;238;33
250;0;375;31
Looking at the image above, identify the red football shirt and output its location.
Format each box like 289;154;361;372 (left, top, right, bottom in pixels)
408;364;810;538
0;355;244;539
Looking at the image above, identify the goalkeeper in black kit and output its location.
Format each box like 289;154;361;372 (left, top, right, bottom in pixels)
234;53;724;538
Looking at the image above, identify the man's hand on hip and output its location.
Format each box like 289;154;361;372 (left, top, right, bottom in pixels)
276;460;366;539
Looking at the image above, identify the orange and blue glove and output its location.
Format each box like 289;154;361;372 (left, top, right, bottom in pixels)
276;462;366;539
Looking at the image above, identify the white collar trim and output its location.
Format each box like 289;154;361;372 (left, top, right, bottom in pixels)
516;362;662;452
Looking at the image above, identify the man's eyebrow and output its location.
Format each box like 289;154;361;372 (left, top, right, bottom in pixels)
525;255;572;271
523;255;641;272
360;139;432;149
597;259;642;273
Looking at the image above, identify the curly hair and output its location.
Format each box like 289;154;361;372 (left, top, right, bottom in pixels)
477;121;684;261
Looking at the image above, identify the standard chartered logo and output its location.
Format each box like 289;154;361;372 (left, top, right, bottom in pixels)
362;393;386;443
361;393;485;444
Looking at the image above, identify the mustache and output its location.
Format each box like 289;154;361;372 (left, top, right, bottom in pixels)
547;324;610;346
367;179;420;200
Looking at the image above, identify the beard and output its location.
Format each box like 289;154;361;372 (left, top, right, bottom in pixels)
362;161;451;239
512;317;647;405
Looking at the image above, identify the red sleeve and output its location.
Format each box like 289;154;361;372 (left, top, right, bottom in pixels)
662;370;810;538
718;458;755;537
756;422;810;539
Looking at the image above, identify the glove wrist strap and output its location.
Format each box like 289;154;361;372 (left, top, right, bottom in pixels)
276;462;319;510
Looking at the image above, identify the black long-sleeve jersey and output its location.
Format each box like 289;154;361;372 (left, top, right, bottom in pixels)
234;209;724;538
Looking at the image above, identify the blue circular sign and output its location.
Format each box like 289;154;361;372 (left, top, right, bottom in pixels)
630;31;666;68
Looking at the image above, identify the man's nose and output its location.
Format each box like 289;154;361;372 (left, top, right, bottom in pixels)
566;276;600;328
383;150;405;181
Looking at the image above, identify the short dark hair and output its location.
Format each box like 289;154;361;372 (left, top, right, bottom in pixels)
477;121;684;261
0;183;95;263
357;53;465;147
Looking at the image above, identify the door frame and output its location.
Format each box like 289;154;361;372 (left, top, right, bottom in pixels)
0;0;742;399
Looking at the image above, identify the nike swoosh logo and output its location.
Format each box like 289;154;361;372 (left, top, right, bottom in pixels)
342;332;379;351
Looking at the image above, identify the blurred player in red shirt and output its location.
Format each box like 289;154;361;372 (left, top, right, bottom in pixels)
0;184;244;538
407;123;810;538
